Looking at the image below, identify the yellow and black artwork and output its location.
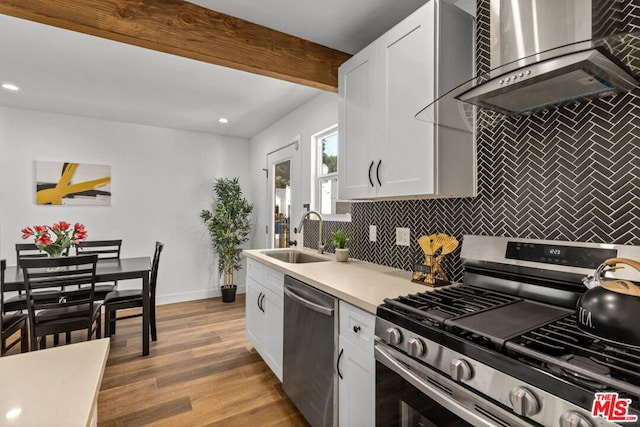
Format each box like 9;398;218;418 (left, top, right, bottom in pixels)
35;161;111;205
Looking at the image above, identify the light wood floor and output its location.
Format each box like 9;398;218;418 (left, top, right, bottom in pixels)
6;295;310;426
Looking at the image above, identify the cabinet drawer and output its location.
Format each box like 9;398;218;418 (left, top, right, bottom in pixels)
246;259;264;282
339;301;375;352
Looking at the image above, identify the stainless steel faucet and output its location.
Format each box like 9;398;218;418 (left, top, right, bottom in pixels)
294;210;324;254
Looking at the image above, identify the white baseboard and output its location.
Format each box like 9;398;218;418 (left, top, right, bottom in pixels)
156;284;246;306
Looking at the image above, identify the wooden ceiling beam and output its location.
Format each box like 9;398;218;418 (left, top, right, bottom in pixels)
0;0;351;92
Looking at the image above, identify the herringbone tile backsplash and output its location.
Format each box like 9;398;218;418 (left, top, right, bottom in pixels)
305;0;640;282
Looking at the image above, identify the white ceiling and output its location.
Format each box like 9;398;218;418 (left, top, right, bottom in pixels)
190;0;429;54
0;0;474;138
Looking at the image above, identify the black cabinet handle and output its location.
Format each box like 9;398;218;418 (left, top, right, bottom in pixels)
376;160;382;187
257;291;262;311
368;161;375;187
337;348;344;380
353;325;361;333
259;293;266;312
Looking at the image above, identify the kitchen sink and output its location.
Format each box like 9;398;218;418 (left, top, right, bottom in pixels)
262;250;330;264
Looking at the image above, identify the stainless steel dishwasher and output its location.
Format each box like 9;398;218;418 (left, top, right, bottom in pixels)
283;275;337;427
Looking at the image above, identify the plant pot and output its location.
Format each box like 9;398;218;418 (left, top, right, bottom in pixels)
221;285;237;303
335;248;349;262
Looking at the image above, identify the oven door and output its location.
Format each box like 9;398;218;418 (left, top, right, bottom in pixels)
375;341;528;427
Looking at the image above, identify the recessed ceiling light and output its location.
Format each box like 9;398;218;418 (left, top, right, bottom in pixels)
1;83;20;91
6;407;22;419
218;118;228;124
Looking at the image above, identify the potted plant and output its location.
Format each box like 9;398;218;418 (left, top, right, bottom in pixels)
331;229;351;262
200;177;253;303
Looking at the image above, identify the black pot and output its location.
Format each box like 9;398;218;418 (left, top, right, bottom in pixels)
221;285;237;303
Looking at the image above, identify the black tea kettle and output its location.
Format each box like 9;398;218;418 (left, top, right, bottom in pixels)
578;258;640;347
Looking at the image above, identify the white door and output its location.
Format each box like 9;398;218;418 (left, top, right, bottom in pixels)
267;139;300;248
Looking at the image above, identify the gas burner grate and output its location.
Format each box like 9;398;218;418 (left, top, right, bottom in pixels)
383;285;520;325
507;315;640;400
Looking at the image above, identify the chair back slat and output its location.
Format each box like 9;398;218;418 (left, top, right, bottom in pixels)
16;243;69;268
21;255;98;315
75;240;122;260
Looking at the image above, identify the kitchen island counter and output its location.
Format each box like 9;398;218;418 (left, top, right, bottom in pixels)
0;338;110;427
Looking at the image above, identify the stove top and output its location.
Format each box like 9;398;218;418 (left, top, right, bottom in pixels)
379;285;640;404
376;235;640;426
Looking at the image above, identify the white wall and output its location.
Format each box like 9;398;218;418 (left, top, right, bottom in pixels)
249;92;338;249
0;106;251;304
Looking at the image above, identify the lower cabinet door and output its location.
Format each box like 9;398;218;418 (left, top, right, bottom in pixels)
262;288;284;381
245;278;265;351
338;335;375;426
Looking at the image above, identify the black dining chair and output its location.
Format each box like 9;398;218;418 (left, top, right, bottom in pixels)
5;243;69;313
104;242;164;340
21;254;102;351
75;239;122;300
1;259;29;355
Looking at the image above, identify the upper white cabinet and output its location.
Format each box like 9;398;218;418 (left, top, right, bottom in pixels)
338;0;476;200
338;43;379;199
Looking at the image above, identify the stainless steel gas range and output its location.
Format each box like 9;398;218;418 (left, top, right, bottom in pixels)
375;235;640;427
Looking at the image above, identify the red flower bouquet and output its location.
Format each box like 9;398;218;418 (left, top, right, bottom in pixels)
21;221;88;257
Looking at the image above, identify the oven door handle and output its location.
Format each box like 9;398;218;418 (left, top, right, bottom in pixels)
374;343;514;427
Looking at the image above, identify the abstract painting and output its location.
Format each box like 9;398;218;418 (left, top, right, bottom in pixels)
35;161;111;205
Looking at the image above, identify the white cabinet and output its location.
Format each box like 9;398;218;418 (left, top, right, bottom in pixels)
245;277;263;349
338;301;375;427
245;259;284;381
339;43;378;199
338;0;476;200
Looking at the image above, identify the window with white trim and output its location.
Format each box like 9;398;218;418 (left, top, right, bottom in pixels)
316;126;339;215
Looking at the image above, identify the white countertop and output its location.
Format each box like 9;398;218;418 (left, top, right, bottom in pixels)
0;339;110;427
244;248;437;313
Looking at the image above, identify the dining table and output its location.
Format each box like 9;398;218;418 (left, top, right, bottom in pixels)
4;256;152;356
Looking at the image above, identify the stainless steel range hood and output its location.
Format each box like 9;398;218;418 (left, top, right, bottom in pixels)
456;0;639;116
458;47;638;115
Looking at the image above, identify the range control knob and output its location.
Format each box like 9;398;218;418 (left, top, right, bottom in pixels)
407;338;426;357
450;358;473;381
386;327;402;345
559;411;593;427
509;387;540;417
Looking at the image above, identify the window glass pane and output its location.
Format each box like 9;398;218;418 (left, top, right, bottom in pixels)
321;132;338;175
274;159;291;248
320;177;338;215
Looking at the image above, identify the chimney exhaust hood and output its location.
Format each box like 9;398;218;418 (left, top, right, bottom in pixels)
455;0;639;116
